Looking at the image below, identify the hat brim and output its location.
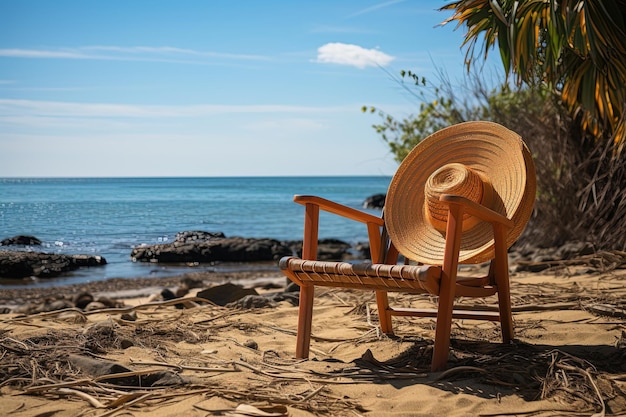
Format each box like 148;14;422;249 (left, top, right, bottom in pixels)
384;121;536;265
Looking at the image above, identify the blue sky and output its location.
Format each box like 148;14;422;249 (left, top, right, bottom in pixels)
0;0;494;177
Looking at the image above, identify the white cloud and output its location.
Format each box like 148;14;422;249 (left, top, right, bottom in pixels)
0;98;357;120
315;43;395;69
80;45;269;61
350;0;406;17
0;49;90;59
0;46;269;63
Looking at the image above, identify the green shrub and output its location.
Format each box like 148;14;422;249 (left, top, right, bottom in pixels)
367;73;626;252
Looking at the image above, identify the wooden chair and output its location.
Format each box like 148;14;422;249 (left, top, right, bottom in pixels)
279;122;536;372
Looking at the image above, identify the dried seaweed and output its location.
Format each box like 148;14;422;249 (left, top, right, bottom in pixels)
2;269;626;416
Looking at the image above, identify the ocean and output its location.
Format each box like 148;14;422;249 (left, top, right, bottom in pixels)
0;176;390;288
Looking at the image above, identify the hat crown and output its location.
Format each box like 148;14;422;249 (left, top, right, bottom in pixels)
424;163;487;232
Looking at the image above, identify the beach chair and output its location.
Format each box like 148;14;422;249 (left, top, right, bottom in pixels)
279;121;536;372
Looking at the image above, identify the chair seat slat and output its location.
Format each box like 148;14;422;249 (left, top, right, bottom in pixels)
279;257;441;294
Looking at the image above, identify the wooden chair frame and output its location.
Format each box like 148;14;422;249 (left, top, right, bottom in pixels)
279;193;515;372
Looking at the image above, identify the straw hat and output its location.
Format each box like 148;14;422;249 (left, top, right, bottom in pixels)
384;121;536;265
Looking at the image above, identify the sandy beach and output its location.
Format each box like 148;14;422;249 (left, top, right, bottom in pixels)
1;256;625;417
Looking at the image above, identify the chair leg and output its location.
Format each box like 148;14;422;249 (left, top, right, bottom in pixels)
375;290;393;334
431;274;456;372
295;284;315;358
497;282;514;343
431;203;463;372
493;224;514;343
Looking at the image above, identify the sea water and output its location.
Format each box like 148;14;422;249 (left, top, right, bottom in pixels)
0;177;389;287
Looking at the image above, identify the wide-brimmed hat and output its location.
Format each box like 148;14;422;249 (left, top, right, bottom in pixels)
384;121;536;265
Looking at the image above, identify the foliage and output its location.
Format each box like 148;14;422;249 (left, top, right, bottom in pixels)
441;0;626;153
364;0;626;250
362;71;489;162
365;74;626;251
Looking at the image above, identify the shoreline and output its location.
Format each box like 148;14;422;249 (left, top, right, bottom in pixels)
0;266;287;309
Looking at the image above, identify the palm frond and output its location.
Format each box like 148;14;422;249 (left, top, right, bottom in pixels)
442;0;626;149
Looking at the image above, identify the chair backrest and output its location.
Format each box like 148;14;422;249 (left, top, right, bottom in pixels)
377;221;396;264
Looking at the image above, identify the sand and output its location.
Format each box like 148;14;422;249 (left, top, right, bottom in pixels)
1;261;625;417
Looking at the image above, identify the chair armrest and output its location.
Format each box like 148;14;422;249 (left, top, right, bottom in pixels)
293;195;384;226
439;194;514;229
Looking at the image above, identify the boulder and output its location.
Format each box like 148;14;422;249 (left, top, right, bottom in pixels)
284;238;356;261
131;234;292;263
197;283;259;306
131;231;367;264
0;251;107;279
1;235;42;246
315;239;354;260
363;193;386;209
175;230;225;243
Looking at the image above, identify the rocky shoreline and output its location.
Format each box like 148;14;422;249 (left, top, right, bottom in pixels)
0;268;291;313
4;225;624;318
0;230;606;280
2;237;624;318
0;231;368;280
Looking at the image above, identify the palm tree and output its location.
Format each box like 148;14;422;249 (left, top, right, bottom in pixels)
442;0;626;151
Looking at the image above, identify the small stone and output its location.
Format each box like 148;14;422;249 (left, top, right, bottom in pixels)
226;294;273;309
120;339;134;349
97;296;123;308
120;311;137;321
244;339;258;350
84;301;107;311
41;299;74;312
175;285;189;298
74;292;94;309
161;288;177;300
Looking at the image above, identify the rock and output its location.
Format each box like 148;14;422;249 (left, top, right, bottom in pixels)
161;288;186;309
85;301;107;311
175;285;190;298
0;251;107;279
1;235;42;246
243;339;259;350
31;298;75;313
120;339;135;349
161;288;177;300
73;292;94;309
68;354;131;377
121;311;137;321
354;241;370;255
120;310;137;321
96;296;124;308
289;238;355;261
175;230;225;243
317;239;353;260
363;194;386;209
227;294;274;309
181;275;204;289
67;354;187;386
131;234;292;263
131;230;371;264
71;254;107;267
268;292;299;306
196;283;259;306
